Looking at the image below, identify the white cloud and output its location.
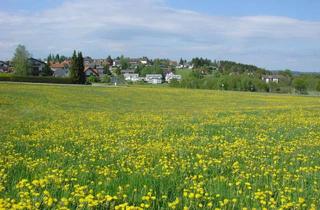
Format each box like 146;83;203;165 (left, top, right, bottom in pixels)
0;0;320;71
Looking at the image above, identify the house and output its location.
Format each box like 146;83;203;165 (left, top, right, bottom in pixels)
84;67;99;77
93;59;109;67
84;56;93;66
0;61;9;72
121;69;135;74
50;61;69;71
169;60;178;66
123;73;142;82
145;74;163;84
262;75;280;84
140;60;148;65
53;69;69;77
28;58;46;75
165;72;182;83
96;66;104;75
113;60;121;67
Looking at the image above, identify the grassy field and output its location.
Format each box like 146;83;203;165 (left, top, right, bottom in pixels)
0;83;320;210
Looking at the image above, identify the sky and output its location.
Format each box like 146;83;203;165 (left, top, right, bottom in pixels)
0;0;319;71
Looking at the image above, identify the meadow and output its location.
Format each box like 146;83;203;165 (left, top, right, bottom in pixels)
0;83;319;210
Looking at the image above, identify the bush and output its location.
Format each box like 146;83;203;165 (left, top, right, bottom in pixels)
293;78;308;94
317;81;320;92
86;75;99;84
0;75;73;84
101;75;111;83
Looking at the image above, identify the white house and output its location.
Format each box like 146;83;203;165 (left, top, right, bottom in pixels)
145;74;163;84
262;75;280;84
123;73;141;82
165;72;182;83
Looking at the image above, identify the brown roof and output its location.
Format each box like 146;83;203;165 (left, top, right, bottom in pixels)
50;63;65;69
84;67;99;76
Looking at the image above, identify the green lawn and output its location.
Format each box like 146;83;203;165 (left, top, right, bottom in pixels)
0;83;319;209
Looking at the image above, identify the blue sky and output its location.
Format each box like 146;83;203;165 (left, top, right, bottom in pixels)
0;0;319;71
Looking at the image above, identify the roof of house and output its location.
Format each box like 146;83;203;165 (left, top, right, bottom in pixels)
262;75;281;79
146;74;163;78
28;57;46;65
84;67;99;76
50;62;65;69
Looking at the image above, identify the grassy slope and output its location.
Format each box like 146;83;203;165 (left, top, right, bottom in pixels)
0;83;320;209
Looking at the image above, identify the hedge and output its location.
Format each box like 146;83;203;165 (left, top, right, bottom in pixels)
0;75;73;84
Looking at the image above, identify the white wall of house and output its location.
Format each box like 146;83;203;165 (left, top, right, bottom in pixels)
145;74;163;84
124;73;140;81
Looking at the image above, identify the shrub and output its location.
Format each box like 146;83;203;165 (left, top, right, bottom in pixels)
317;81;320;92
101;75;111;83
293;78;308;94
0;75;73;84
86;75;99;84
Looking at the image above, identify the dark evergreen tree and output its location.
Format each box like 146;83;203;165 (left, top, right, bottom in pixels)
69;51;77;82
77;52;86;84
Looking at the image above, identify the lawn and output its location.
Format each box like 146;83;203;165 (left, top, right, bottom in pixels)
0;83;320;209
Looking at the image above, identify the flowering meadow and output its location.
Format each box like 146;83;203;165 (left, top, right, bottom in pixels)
0;83;320;210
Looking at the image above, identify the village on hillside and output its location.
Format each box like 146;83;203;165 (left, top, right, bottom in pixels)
0;55;185;84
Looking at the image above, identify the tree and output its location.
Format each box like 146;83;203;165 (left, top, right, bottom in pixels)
107;55;113;66
69;50;85;84
77;52;86;84
103;64;111;75
69;51;77;82
120;55;130;70
41;64;53;76
12;45;31;76
101;75;111;83
179;58;184;65
293;78;308;94
316;81;320;92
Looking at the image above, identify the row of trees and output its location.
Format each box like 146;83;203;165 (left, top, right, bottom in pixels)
171;66;320;94
47;54;68;64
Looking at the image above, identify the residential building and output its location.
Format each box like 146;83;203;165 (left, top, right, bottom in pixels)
123;73;142;82
145;74;163;84
262;75;280;83
165;72;182;83
28;58;46;75
0;61;9;72
53;69;69;77
84;56;93;66
84;67;99;77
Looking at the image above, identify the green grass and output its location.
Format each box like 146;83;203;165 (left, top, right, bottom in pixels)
0;83;319;209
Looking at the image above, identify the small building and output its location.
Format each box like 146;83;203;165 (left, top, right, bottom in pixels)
83;56;93;66
145;74;163;84
50;62;68;71
113;60;121;67
84;67;99;77
123;73;141;82
0;61;9;72
94;66;105;77
262;75;280;84
165;72;182;83
28;58;46;75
